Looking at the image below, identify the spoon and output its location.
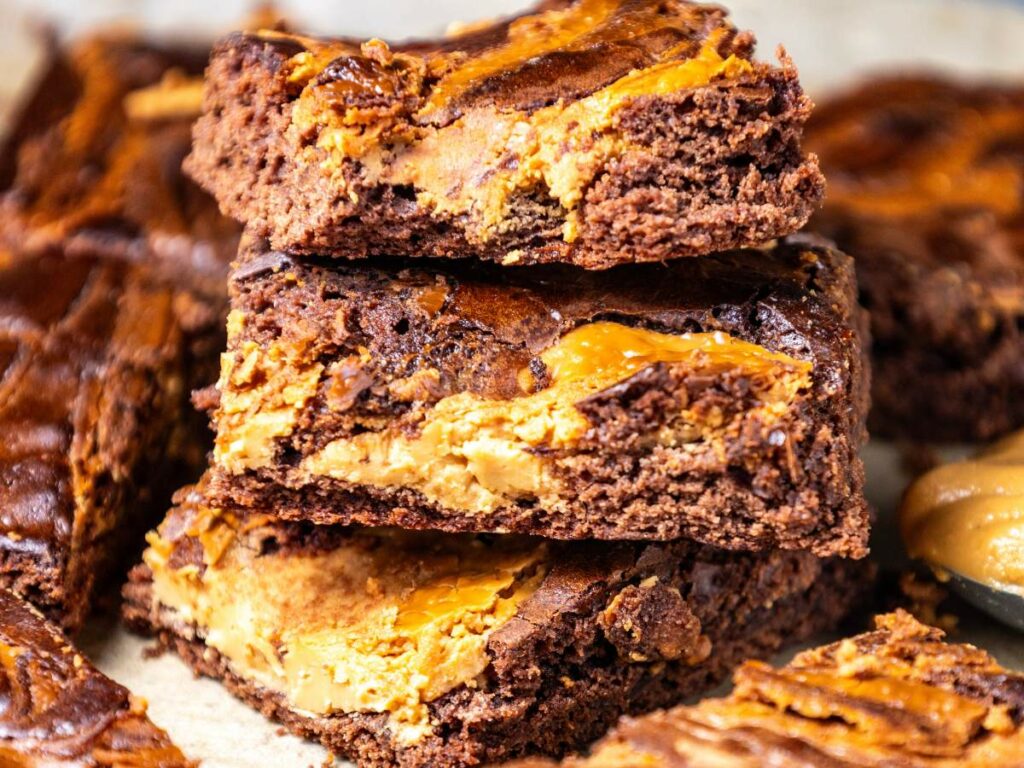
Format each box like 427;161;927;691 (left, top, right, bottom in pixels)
945;570;1024;633
899;432;1024;635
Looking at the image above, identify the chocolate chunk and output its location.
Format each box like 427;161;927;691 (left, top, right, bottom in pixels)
599;578;710;664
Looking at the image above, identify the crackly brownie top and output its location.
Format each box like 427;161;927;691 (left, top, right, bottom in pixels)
545;611;1024;767
232;233;855;399
809;77;1024;221
0;250;180;561
0;588;190;766
0;33;235;272
254;0;756;127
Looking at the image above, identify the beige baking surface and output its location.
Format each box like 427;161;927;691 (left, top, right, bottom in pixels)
1;0;1021;765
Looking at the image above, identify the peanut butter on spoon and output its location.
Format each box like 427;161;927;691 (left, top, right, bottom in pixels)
900;430;1024;628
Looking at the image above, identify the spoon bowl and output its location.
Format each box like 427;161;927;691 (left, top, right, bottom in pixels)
948;571;1024;633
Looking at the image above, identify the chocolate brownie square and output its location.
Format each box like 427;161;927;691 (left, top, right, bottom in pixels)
186;0;824;269
516;611;1024;767
807;76;1024;442
206;235;870;557
0;587;190;765
0;250;203;630
123;481;869;768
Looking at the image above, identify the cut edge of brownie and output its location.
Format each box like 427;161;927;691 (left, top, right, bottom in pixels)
185;28;824;269
206;235;871;559
123;498;871;768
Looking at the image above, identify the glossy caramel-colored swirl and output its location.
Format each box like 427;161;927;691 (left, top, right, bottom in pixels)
810;80;1024;222
901;430;1024;594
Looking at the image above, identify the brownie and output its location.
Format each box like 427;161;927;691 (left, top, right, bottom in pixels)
185;0;824;270
0;249;204;631
122;482;869;768
0;33;238;285
0;587;191;766
515;611;1024;767
0;33;240;423
806;76;1024;442
206;235;870;557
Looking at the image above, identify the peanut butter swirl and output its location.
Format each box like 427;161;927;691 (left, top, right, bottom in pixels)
901;430;1024;595
0;34;236;268
218;319;812;516
144;490;549;743
809;78;1024;225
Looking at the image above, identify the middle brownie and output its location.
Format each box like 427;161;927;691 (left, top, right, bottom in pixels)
208;235;870;557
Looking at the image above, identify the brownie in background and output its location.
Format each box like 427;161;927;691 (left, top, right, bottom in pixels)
808;76;1024;443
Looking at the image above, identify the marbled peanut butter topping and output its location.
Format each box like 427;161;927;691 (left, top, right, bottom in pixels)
259;0;755;247
809;82;1024;221
215;319;812;516
144;496;548;743
0;589;190;766
537;612;1024;767
901;429;1024;595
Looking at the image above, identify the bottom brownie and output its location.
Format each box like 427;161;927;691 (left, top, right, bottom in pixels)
123;483;869;768
517;611;1024;767
0;587;190;766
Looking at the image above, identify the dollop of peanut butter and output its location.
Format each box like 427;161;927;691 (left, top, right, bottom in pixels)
144;508;548;743
900;430;1024;594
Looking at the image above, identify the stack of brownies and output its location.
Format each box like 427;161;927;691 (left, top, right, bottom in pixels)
122;1;875;766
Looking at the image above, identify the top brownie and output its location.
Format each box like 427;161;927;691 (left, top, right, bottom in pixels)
186;0;824;269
